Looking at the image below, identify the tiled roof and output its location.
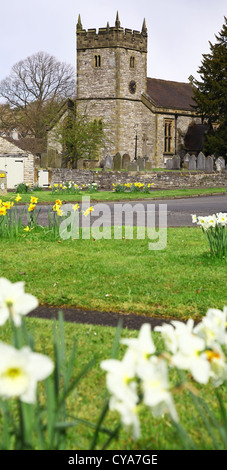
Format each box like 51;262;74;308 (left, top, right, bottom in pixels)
146;78;196;111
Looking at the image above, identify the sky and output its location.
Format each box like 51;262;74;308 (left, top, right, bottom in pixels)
0;0;226;85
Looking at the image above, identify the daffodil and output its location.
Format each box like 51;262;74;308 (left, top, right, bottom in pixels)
3;201;11;210
55;199;62;207
0;342;54;403
73;203;80;212
28;203;36;212
30;196;38;204
53;203;61;212
83;206;94;217
0;278;38;327
0;207;7;216
23;226;31;232
15;194;22;203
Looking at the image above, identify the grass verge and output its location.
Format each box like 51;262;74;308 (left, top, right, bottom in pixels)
0;316;226;450
2;186;226;204
1;227;227;321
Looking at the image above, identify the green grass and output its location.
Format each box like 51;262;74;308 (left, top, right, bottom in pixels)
2;186;226;204
0;316;226;450
1;227;227;321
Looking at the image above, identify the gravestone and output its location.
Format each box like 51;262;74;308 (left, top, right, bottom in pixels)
215;157;225;172
145;161;153;171
0;171;7;195
77;158;85;170
137;157;145;170
197;152;205;171
166;158;173;170
205;156;214;172
128;161;137;171
113;152;122;171
172;156;180;170
188;155;196;171
184;153;190;163
104;155;113;170
122;154;130;170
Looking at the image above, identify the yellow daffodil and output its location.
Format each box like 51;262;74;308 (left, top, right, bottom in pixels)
24;226;31;232
28;203;36;212
3;202;11;210
30;196;38;204
83;206;94;217
0;207;7;216
53;203;61;212
15;194;22;203
55;199;62;207
54;184;58;188
73;203;80;212
57;209;63;217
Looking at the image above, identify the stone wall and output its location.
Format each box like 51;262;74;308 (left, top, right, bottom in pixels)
50;169;227;191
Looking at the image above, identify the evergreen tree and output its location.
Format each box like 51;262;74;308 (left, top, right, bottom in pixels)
192;17;227;159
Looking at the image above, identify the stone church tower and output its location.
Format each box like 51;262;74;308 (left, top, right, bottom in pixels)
76;12;148;160
76;12;200;165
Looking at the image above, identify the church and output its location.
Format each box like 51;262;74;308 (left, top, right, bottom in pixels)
48;12;203;167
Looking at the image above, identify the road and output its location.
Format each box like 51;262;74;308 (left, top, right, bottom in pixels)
18;194;227;228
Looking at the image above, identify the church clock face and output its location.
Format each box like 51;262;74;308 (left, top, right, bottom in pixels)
129;80;136;94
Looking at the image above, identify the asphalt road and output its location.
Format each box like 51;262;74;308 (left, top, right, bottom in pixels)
19;194;227;228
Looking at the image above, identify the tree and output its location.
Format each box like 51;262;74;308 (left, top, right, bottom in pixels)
52;103;107;168
0;52;76;138
192;17;227;158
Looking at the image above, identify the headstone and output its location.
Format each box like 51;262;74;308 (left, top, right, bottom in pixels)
0;171;7;195
122;154;130;170
197;152;205;171
172;156;180;170
104;155;113;170
189;155;196;171
77;158;85;170
166;158;173;170
205;156;214;172
128;162;137;171
145;161;153;171
215;157;225;172
137;157;145;170
184;153;190;163
113;153;122;171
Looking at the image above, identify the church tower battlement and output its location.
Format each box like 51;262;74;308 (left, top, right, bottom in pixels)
76;12;148;158
77;12;147;53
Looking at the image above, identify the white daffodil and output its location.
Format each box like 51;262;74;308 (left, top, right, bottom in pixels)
0;342;54;403
140;356;178;422
155;319;194;355
203;343;227;387
191;214;197;223
172;333;210;384
100;349;137;403
121;323;156;365
207;215;217;228
193;307;227;347
109;395;141;439
0;278;38;327
216;212;227;226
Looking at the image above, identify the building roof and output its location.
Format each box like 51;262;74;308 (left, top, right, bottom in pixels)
146;78;196;111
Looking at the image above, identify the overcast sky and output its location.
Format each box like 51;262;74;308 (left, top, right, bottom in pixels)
0;0;226;85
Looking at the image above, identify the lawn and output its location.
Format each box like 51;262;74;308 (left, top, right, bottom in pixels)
2;186;226;204
1;227;227;321
1;316;226;450
1;223;227;450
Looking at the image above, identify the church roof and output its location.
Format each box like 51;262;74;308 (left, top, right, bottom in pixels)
146;78;195;111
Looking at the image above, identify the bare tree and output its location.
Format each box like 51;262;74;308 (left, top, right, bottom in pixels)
0;52;76;138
